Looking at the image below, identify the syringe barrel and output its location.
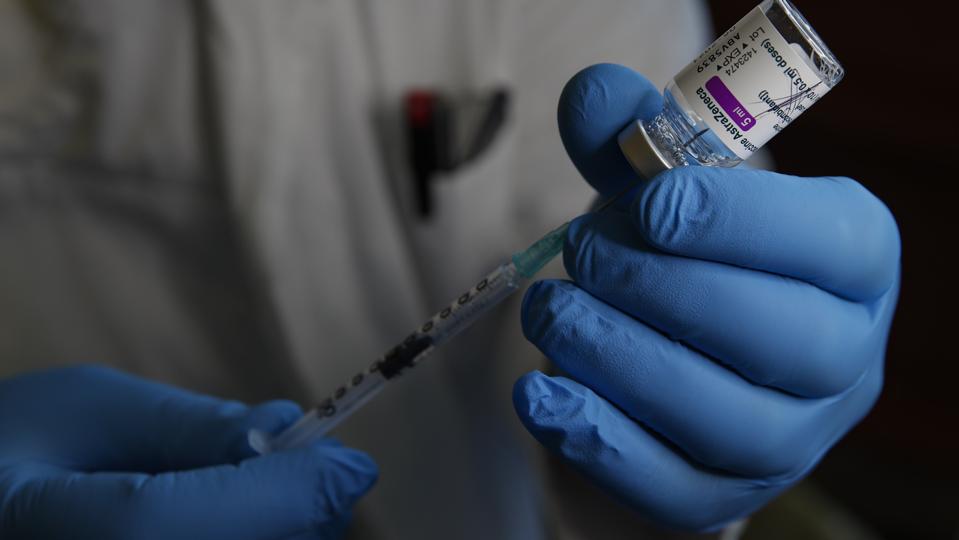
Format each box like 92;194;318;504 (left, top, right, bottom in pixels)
251;371;388;453
252;261;526;453
427;262;525;345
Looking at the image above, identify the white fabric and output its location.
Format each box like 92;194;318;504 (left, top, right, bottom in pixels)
0;1;711;537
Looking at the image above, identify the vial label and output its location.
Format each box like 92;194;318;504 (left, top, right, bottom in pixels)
674;6;825;159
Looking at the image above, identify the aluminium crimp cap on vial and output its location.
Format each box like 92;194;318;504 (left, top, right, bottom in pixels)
618;120;671;180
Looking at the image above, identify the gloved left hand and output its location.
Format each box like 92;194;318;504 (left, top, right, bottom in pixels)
0;365;378;539
513;64;901;531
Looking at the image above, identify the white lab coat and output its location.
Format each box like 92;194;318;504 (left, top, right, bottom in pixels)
0;1;710;537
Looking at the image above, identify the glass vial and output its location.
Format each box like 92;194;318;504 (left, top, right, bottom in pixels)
619;0;844;178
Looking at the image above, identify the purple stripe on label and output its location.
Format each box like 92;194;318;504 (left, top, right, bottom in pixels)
705;76;756;132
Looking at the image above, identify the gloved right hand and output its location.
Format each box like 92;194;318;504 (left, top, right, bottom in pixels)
0;365;377;540
512;63;899;531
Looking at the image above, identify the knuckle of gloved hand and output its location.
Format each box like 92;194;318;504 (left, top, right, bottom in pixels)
836;368;885;441
830;360;884;432
733;419;811;481
858;362;885;412
684;481;778;533
832;177;902;298
634;168;712;253
640;480;734;532
684;404;806;480
797;311;871;397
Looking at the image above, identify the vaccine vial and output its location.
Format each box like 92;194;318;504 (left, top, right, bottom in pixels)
619;0;844;177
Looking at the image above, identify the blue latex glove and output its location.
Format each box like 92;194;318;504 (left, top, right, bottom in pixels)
0;365;377;539
514;64;901;531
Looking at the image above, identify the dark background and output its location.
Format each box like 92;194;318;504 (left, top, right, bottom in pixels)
705;2;958;538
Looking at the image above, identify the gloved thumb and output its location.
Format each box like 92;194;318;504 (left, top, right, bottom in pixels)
558;63;662;200
4;443;378;540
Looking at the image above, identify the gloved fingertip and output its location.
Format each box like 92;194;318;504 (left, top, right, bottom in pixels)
558;64;662;199
513;373;547;433
233;400;305;459
520;280;579;346
514;374;625;466
564;212;595;250
632;167;713;253
520;280;548;337
513;372;587;428
558;64;660;135
562;213;600;280
512;371;554;421
248;400;304;430
339;447;379;485
309;444;379;517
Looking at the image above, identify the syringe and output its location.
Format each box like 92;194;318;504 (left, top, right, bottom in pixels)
249;192;628;455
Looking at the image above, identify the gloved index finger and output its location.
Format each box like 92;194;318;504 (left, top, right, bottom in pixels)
558;63;663;201
634;167;901;301
0;365;302;472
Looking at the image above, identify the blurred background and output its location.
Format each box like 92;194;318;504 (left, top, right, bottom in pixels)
707;1;959;538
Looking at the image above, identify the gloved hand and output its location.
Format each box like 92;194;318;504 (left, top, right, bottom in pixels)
513;64;900;531
0;365;377;539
